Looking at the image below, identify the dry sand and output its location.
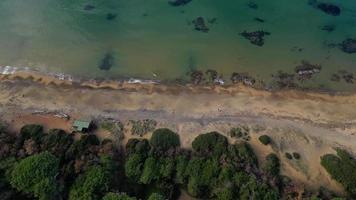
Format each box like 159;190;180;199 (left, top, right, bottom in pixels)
1;72;356;195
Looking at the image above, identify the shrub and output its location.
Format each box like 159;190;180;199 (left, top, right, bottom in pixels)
20;124;44;143
292;152;301;160
150;128;180;151
321;149;356;197
10;151;59;200
192;132;228;157
263;153;280;177
229;142;259;167
258;135;271;145
130;119;157;137
285;153;293;160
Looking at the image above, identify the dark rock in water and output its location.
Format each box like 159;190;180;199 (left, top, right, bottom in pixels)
295;61;322;80
254;17;265;23
247;2;258;9
231;72;256;86
99;53;114;71
340;38;356;54
106;13;117;21
240;30;270;46
208;18;217;24
84;4;95;11
205;69;218;82
332;70;355;83
190;70;204;84
320;25;335;32
169;0;192;6
271;71;297;89
192;17;209;33
317;3;341;16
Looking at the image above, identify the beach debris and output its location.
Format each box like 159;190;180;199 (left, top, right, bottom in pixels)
190;70;204;84
84;4;95;11
271;71;297;89
339;38;356;54
130;119;157;137
295;61;322;80
254;17;265;23
192;17;209;33
320;24;335;32
231;72;256;86
309;1;341;16
240;30;270;46
331;70;355;84
247;2;258;9
106;13;117;21
99;53;114;71
168;0;192;6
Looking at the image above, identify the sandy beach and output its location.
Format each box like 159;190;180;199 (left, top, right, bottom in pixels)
1;71;356;195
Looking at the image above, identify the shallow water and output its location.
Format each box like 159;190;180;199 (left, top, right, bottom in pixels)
0;0;355;90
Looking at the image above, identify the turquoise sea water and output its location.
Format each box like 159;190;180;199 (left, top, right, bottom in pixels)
0;0;355;90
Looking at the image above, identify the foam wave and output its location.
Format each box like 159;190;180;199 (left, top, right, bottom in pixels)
0;65;161;85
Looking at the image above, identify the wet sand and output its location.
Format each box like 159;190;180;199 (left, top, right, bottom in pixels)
1;71;356;194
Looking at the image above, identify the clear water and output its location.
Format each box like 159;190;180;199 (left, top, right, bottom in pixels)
0;0;355;90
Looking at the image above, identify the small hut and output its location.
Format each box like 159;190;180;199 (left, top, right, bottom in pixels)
72;120;92;133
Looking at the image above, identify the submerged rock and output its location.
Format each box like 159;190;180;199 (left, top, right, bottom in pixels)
295;61;322;80
99;53;114;71
106;13;117;21
231;73;256;86
190;70;204;84
84;4;95;11
192;17;209;33
169;0;192;7
320;25;335;32
317;3;341;16
240;30;270;46
331;70;355;83
254;17;265;23
247;2;258;9
340;38;356;54
271;71;297;89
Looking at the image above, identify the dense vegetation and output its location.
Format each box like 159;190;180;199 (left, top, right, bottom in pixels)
321;149;356;198
0;123;351;200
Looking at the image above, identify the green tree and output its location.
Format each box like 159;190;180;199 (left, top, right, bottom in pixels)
140;157;160;184
150;128;180;151
192;132;228;157
10;152;59;200
69;166;110;200
175;155;189;184
102;192;137;200
125;154;144;182
148;193;165;200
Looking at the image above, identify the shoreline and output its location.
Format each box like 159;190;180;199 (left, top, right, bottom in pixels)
1;66;356;98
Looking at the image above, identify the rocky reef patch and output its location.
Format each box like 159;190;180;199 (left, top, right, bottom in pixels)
339;38;356;54
331;70;355;84
295;61;322;81
240;30;270;46
309;1;341;16
99;53;114;71
192;17;210;33
168;0;192;7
